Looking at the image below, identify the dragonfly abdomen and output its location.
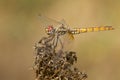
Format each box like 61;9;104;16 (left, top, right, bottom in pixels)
71;26;114;34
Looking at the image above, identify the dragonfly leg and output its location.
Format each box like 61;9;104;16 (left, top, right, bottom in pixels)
46;35;54;43
52;36;56;48
53;35;59;49
58;37;63;49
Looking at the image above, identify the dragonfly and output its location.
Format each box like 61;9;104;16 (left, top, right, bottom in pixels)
39;15;114;49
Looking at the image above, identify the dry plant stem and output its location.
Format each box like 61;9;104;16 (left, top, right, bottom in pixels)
33;35;87;80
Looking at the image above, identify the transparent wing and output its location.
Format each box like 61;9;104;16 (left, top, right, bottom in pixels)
38;15;62;28
59;19;66;25
61;32;75;51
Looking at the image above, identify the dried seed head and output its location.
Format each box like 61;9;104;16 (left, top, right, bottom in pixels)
33;35;87;80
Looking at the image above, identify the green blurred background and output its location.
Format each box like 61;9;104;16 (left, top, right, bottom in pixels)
0;0;120;80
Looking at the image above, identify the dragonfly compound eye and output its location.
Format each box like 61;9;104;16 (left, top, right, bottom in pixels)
45;25;55;35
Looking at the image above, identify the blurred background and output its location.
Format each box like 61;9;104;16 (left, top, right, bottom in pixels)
0;0;120;80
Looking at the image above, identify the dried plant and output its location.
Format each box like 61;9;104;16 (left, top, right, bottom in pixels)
33;35;87;80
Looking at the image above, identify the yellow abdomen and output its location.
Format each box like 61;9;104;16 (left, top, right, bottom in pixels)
71;26;114;34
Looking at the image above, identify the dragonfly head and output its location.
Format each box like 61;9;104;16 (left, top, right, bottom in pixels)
45;25;55;35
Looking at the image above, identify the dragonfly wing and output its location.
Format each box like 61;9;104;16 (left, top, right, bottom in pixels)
60;19;66;24
61;31;74;51
38;15;62;28
59;19;70;28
